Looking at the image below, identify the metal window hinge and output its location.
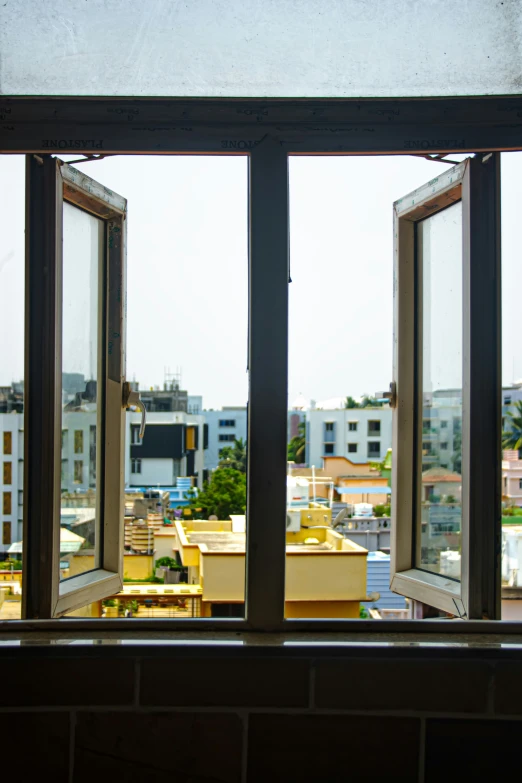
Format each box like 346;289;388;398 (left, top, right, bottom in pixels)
122;382;146;438
383;382;397;409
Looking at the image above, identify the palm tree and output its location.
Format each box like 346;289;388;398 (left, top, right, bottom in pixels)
503;401;522;452
218;437;247;472
287;422;306;464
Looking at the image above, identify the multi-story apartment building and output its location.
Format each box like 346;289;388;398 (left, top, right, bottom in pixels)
204;407;248;470
0;412;23;554
306;406;393;467
126;410;207;489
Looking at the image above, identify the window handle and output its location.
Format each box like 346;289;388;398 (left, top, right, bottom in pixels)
382;382;397;409
122;382;146;438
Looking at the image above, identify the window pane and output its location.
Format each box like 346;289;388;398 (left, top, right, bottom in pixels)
417;202;463;580
0;155;24;612
2;2;520;98
60;202;104;581
501;152;522;620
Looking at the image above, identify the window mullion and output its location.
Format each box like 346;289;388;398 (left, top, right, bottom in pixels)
23;155;62;619
461;153;502;620
246;140;289;631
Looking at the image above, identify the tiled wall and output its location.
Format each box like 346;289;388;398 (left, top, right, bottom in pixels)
1;641;522;782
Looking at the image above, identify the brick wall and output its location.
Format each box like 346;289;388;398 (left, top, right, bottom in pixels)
1;638;521;781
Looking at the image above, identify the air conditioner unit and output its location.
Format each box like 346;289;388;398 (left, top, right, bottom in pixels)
286;509;301;532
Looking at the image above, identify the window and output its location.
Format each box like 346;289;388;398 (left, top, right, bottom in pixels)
519;479;522;491
219;434;235;442
219;419;236;427
324;443;334;455
440;442;449;451
18;490;23;506
368;420;381;435
131;425;141;445
440;421;448;429
3;462;12;485
3;492;11;515
348;422;358;431
391;155;499;619
73;461;83;484
505;396;512;405
21;157;127;617
131;458;142;475
3;432;12;455
2;522;11;546
74;430;83;454
368;442;380;457
6;94;514;630
61;429;67;451
348;443;358;453
325;422;334;431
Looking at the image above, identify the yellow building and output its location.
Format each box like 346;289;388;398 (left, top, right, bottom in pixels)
171;513;370;619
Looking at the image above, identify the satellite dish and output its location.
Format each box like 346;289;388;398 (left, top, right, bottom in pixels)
333;508;348;528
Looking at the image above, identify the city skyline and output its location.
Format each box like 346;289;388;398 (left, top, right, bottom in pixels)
1;152;521;408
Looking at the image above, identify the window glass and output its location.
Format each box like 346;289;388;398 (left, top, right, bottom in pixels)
3;492;11;515
3;462;12;484
2;2;520;98
61;203;104;581
3;432;12;455
2;522;11;546
417;202;463;580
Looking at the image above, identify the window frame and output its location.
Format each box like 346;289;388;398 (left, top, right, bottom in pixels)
23;156;127;618
0;95;512;631
390;155;501;620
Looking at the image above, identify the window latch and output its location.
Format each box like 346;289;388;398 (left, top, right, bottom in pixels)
383;382;397;409
122;382;147;439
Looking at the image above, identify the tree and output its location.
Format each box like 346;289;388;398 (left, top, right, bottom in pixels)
191;467;246;519
360;394;383;408
503;401;522;452
345;396;360;409
287;421;306;464
218;437;247;472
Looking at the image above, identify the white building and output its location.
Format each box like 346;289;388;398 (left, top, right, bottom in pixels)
1;413;23;553
307;406;393;467
204;407;248;471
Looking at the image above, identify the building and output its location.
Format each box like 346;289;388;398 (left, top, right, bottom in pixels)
306;406;392;468
204;407;248;470
126;410;207;489
323;456;391;506
502;451;522;507
0;413;23;554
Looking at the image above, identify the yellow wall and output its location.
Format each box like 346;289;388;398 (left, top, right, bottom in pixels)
285;601;360;618
0;571;22;582
69;553;153;580
285;553;367;601
200;553;245;602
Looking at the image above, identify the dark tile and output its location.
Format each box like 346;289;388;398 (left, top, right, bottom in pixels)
2;657;135;706
140;656;309;707
495;661;522;714
248;713;420;782
425;718;521;782
0;712;69;781
74;711;242;783
315;658;490;713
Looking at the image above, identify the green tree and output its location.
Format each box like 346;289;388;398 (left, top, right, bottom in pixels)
345;396;360;409
287;421;306;464
503;401;522;452
191;467;246;519
360;394;383;408
218;437;247;472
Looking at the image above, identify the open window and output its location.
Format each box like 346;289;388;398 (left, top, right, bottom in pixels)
23;156;128;617
391;155;501;619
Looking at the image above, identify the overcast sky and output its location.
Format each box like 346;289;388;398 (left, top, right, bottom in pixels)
1;152;520;409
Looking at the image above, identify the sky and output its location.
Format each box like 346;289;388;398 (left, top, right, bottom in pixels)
1;152;521;410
